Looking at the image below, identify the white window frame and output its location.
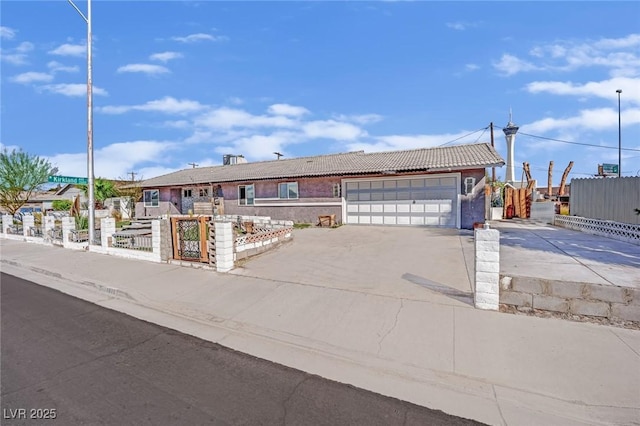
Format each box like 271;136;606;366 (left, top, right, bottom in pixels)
278;182;299;199
238;184;255;206
143;190;159;207
332;183;341;198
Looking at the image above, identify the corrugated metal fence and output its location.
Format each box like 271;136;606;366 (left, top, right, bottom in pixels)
570;177;640;224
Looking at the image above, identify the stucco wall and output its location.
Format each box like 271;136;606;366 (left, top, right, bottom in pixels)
459;169;487;229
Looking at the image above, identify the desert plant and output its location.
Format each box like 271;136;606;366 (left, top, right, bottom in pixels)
74;214;89;230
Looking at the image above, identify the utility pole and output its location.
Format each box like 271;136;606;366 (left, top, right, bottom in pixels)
490;122;495;184
274;152;283;160
188;162;198;168
128;171;137;181
67;0;95;245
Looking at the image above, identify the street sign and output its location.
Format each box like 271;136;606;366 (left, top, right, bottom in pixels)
48;175;88;185
602;163;619;175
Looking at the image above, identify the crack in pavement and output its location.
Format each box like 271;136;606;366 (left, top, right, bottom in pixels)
377;299;404;356
281;375;311;425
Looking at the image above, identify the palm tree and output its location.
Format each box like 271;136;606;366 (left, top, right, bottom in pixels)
77;178;120;209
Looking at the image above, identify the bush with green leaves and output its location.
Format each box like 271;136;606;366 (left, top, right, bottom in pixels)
52;199;73;211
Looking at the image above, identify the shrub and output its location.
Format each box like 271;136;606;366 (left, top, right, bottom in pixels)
74;214;89;230
52;200;73;211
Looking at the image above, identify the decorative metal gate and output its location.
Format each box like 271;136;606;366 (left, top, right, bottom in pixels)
171;217;209;262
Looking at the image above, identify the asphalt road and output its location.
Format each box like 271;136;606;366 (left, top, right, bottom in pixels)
1;273;482;425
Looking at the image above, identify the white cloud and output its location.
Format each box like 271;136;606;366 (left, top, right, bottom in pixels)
267;103;310;117
47;140;177;179
39;84;108;97
47;61;79;73
171;33;227;43
446;21;479;31
227;97;244;105
493;54;540;76
0;41;33;65
117;63;170;75
10;71;53;84
495;34;640;77
0;52;28;65
0;26;16;39
213;132;298;161
302;120;365;140
98;96;206;115
195;107;297;129
161;120;191;129
48;43;86;57
465;63;480;71
149;51;183;62
16;42;34;53
526;76;640;105
523;107;640;134
333;113;383;125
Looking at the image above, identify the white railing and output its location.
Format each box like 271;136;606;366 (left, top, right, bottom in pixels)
111;232;153;252
554;215;640;245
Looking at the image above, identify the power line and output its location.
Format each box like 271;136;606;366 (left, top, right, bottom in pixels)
439;126;489;147
514;131;640;152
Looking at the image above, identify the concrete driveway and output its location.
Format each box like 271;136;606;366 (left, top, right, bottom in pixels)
231;226;476;306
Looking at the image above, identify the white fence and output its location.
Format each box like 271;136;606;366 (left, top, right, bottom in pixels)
569;177;640;225
554;215;640;245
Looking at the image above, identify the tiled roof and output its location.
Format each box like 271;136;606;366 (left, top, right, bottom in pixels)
140;143;504;188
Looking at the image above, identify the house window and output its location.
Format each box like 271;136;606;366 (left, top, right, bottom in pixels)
199;188;209;197
183;189;193;198
113;199;121;212
143;190;159;207
332;183;341;198
238;185;254;205
278;182;299;199
464;177;476;195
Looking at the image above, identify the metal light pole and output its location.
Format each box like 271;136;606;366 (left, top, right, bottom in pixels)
68;0;95;243
616;89;622;178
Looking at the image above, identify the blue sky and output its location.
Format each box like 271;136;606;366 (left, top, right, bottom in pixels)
1;1;639;186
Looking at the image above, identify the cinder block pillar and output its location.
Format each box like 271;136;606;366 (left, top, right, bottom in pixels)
214;221;234;272
2;214;12;234
23;215;35;237
43;216;55;241
159;219;172;261
101;218;116;249
61;216;76;248
474;227;500;310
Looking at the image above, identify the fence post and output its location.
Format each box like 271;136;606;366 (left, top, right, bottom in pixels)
23;215;35;238
43;216;55;241
214;221;234;272
151;220;162;261
159;219;172;261
2;214;12;235
61;216;76;249
101;218;115;249
474;227;500;310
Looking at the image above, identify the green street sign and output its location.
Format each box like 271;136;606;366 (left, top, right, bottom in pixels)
602;163;619;175
48;175;89;185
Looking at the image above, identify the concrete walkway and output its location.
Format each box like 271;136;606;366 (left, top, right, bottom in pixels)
1;227;639;425
493;220;640;288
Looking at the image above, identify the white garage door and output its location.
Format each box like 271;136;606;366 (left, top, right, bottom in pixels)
344;175;459;227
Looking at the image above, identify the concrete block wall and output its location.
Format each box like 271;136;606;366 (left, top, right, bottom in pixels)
22;215;35;238
501;276;640;323
214;221;234;272
2;214;13;234
101;218;116;249
61;216;88;250
43;216;55;242
474;228;500;310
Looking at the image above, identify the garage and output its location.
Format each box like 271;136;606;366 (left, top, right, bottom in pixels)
343;174;460;227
